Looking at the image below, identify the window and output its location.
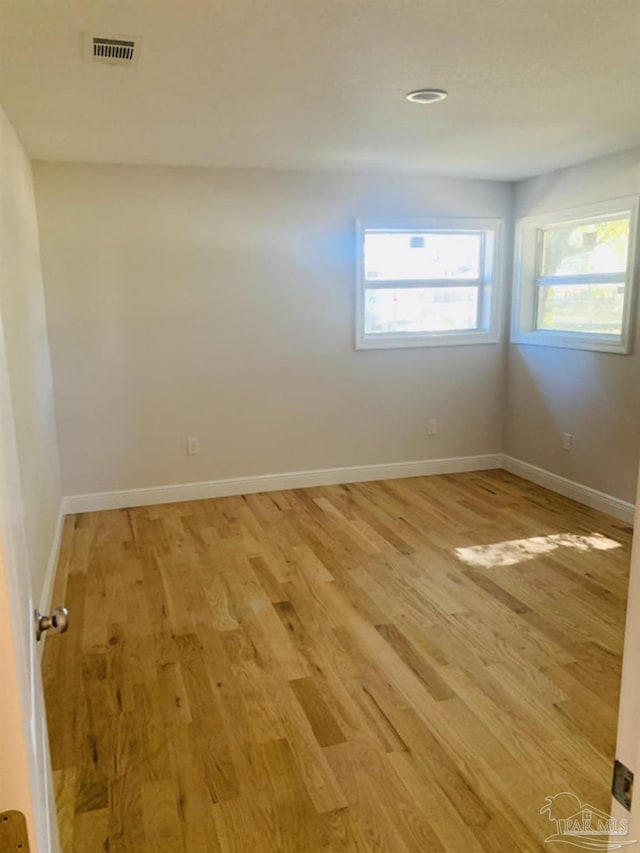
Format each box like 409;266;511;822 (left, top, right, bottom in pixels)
355;218;504;349
511;197;639;353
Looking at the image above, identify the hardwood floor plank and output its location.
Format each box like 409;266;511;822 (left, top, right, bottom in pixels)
141;779;185;853
52;769;75;853
375;623;455;701
43;471;631;851
73;808;109;853
290;677;347;747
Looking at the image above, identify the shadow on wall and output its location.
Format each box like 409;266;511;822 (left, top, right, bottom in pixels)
505;343;640;503
505;345;576;471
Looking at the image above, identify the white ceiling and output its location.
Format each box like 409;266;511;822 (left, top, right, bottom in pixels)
1;1;639;180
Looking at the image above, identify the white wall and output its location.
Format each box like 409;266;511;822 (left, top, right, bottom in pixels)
506;146;640;504
0;106;61;603
33;163;511;498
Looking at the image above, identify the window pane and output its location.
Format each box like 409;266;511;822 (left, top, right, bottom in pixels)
365;287;479;334
536;283;624;335
364;232;481;281
540;217;630;277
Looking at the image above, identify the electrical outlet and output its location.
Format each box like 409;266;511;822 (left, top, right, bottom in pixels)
186;437;200;456
428;419;438;436
562;432;573;451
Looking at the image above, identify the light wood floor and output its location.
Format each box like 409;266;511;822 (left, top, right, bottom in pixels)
43;471;632;852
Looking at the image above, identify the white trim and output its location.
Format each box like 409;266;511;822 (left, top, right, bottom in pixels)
502;455;635;525
355;216;505;350
511;195;640;355
61;454;503;514
36;505;65;662
60;454;635;526
510;330;631;354
356;331;500;350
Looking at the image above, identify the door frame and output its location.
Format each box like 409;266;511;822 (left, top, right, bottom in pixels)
612;473;640;840
0;306;58;851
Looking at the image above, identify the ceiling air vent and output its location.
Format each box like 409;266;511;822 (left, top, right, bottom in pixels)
84;34;141;65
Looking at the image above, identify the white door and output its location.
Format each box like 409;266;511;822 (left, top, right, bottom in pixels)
0;315;59;852
613;471;640;843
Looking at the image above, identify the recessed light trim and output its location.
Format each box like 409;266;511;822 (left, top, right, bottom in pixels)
406;88;448;104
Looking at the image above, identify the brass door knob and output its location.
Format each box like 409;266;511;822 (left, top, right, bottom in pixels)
35;606;69;642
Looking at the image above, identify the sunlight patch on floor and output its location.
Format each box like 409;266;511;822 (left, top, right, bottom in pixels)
455;532;621;568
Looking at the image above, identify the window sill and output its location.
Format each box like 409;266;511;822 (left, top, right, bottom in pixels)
356;331;500;350
510;329;630;354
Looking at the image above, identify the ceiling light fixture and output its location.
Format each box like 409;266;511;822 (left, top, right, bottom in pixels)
405;89;448;104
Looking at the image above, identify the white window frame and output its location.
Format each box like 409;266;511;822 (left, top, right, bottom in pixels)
511;196;640;354
355;217;504;350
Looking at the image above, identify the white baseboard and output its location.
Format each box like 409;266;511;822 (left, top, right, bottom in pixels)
502;455;636;525
60;453;635;526
37;504;65;661
61;454;503;514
